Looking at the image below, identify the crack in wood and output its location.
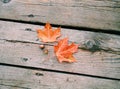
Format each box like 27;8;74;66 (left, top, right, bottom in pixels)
0;84;30;89
0;39;53;46
15;1;120;8
0;38;120;55
21;14;45;18
0;63;120;81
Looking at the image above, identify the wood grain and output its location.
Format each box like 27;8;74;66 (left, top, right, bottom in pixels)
0;66;120;89
0;0;120;30
0;20;120;79
0;20;120;53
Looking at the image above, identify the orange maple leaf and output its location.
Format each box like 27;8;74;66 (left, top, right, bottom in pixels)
37;22;61;42
54;38;78;63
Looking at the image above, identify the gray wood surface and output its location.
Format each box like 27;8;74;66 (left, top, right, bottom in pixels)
0;20;120;80
0;66;120;89
0;0;120;31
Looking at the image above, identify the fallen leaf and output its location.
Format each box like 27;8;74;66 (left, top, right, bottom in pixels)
54;38;78;63
37;22;61;42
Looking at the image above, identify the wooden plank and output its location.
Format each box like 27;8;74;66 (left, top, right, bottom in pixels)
0;66;120;89
0;20;120;53
0;20;120;79
1;38;120;79
0;0;120;30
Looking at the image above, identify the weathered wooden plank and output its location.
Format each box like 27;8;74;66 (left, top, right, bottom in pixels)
0;66;120;89
0;20;120;79
0;20;120;52
0;0;120;30
0;38;120;79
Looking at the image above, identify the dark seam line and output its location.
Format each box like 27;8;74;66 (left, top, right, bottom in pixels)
1;38;120;55
0;63;120;81
0;84;30;89
0;18;120;35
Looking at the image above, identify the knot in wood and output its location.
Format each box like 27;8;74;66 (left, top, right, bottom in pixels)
1;0;11;3
35;73;44;76
85;40;95;49
84;40;101;52
28;14;34;18
25;28;32;31
22;58;28;62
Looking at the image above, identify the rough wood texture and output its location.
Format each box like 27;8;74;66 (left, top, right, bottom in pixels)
0;0;120;30
0;20;120;80
0;66;120;89
0;20;120;52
